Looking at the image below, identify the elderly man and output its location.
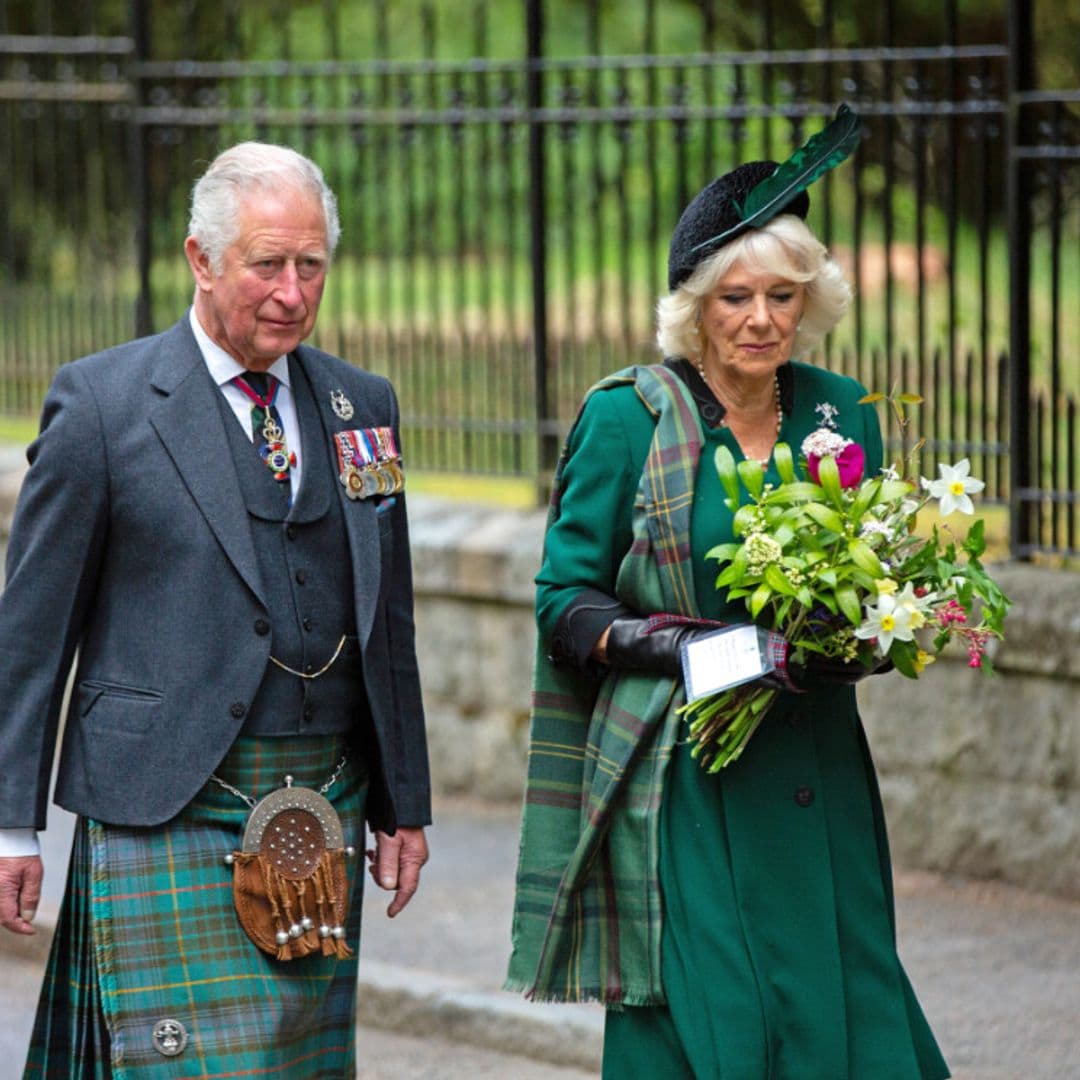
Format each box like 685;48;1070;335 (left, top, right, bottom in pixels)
0;142;430;1076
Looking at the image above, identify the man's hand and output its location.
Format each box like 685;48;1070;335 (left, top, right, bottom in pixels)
367;827;428;918
0;855;43;935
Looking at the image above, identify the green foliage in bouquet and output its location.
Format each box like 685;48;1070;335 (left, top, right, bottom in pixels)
681;393;1011;773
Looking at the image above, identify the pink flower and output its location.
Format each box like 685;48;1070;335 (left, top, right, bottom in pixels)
937;599;969;627
808;441;865;489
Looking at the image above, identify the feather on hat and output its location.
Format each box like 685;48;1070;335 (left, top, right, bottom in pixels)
667;104;862;290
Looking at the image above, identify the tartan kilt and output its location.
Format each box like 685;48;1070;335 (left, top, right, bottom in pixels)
24;734;368;1079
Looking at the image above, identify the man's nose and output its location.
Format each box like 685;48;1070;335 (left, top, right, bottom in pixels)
274;263;304;308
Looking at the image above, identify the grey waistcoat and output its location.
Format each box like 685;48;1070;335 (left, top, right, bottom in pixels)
219;361;368;736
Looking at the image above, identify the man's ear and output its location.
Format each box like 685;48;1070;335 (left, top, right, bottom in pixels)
184;236;214;292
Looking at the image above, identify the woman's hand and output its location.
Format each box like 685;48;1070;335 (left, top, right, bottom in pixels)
598;616;724;676
595;612;894;690
789;653;894;686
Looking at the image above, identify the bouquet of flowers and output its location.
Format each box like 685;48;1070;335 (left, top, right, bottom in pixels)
681;393;1011;772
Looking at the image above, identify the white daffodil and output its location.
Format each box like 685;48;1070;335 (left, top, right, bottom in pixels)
893;581;935;630
854;593;915;654
924;458;985;515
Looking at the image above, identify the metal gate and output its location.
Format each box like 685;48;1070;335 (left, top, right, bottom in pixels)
0;0;1076;557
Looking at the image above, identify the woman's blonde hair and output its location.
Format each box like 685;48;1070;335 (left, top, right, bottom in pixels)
656;214;851;362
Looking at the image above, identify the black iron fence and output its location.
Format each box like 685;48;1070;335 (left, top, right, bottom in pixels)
0;1;1076;559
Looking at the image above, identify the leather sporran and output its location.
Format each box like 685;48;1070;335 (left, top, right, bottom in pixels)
228;779;353;961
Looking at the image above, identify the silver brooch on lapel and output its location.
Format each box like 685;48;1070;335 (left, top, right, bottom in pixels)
330;389;354;421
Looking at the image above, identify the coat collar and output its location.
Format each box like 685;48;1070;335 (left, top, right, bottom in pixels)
664;356;795;428
148;316;266;604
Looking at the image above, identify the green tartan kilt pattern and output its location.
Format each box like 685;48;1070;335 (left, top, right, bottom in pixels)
24;734;368;1079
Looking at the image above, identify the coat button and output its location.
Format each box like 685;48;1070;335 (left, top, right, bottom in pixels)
303;706;314;724
295;570;307;585
547;631;572;665
285;525;297;541
794;786;815;808
254;618;270;636
302;617;313;631
230;701;247;719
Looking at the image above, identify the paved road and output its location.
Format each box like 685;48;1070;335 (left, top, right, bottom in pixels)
4;796;1080;1078
1;967;593;1080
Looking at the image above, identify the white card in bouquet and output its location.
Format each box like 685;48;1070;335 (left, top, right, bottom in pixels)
680;625;773;703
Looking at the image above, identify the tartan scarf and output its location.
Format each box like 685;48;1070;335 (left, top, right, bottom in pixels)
505;364;704;1005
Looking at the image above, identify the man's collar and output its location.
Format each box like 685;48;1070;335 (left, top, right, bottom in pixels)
187;308;292;388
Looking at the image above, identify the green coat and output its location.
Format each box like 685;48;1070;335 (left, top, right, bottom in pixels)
530;360;948;1079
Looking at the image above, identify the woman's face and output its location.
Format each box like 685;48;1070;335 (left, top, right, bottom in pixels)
699;265;806;380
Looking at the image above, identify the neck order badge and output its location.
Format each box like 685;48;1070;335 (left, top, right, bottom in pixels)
233;372;296;484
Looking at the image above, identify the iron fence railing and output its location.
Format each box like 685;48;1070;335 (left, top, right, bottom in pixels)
0;1;1076;559
1008;88;1080;558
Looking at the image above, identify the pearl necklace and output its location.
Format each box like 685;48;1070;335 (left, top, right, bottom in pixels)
695;359;783;467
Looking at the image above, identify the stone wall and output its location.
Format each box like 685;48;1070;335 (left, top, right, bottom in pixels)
409;499;1080;899
857;564;1080;897
407;496;547;802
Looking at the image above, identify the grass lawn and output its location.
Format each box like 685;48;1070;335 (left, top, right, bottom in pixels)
0;418;37;447
406;471;537;508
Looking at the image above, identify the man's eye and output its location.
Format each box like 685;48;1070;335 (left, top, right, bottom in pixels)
772;292;794;302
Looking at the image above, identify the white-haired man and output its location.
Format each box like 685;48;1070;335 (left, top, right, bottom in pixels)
0;142;430;1076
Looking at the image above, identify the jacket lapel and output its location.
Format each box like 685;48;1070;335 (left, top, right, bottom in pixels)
291;349;382;648
148;317;265;605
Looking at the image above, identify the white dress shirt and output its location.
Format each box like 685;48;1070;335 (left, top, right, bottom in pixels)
0;313;305;859
0;828;37;857
189;308;303;499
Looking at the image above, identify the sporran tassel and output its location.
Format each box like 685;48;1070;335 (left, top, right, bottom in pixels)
222;767;355;962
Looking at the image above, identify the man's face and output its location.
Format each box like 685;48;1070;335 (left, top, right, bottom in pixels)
186;188;328;371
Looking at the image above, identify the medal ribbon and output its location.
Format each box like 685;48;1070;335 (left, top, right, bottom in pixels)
336;427;400;469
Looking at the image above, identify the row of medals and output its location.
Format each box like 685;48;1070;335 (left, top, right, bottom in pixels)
342;458;403;499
